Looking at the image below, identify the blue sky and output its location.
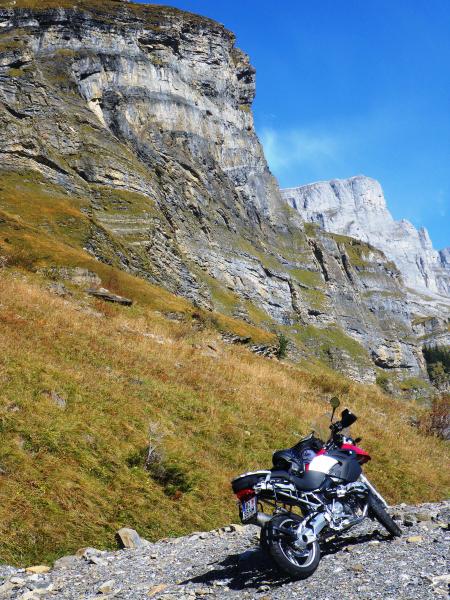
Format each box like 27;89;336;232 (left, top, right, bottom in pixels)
138;1;449;249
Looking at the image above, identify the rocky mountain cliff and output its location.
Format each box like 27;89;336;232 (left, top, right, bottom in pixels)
282;176;450;298
0;0;448;382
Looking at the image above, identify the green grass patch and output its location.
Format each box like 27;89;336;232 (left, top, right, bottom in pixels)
295;325;370;363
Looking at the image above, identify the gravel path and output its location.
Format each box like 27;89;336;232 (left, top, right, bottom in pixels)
0;502;448;599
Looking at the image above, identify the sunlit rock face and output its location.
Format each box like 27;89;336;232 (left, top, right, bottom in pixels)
282;176;450;298
1;1;447;381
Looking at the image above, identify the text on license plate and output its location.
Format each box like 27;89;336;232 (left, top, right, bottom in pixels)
241;496;257;521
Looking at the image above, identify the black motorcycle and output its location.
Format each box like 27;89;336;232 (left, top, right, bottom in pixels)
231;397;401;578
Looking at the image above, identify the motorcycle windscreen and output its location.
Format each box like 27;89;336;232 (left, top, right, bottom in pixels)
310;413;356;442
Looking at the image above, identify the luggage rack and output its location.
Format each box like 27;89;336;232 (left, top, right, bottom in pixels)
255;474;323;512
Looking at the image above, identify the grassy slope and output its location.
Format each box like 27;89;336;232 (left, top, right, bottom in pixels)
0;268;449;566
0;162;448;569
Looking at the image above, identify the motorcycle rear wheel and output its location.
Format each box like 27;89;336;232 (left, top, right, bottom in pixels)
368;493;402;537
268;514;321;579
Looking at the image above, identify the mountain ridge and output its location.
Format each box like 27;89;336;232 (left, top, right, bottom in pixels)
281;175;450;299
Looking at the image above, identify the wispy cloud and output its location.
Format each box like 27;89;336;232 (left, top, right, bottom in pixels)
259;127;339;176
436;189;448;218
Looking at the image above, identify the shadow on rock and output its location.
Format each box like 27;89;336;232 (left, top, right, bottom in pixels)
182;547;290;591
321;528;393;556
184;530;394;591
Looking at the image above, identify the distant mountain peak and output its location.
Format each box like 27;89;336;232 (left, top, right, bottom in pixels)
281;176;450;298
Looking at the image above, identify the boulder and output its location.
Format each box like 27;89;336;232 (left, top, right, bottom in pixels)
87;288;133;306
116;527;143;549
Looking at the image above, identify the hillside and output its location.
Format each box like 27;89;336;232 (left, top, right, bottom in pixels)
0;263;449;566
282;176;450;300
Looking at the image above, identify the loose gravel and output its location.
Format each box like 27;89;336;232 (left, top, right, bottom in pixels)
0;502;448;599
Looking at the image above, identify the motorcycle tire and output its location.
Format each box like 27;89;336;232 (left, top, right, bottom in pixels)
368;493;402;537
267;514;321;579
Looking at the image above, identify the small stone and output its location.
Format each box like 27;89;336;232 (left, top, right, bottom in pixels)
229;524;245;533
0;582;14;595
350;563;364;573
28;584;54;596
53;555;78;569
257;585;270;592
87;287;132;306
25;566;50;574
406;535;423;543
431;574;450;587
19;592;39;600
415;511;432;522
147;583;167;597
149;554;157;559
98;580;115;594
116;527;143;549
10;577;26;585
76;547;107;565
75;546;99;557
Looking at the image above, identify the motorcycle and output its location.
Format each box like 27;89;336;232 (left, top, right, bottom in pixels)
231;397;401;578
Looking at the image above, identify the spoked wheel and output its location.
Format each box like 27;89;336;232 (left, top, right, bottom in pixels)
267;514;321;579
368;493;402;537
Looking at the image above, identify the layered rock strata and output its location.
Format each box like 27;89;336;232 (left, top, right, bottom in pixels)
0;0;445;380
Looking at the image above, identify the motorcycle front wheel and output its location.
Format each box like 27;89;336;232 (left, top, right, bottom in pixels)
268;514;321;579
368;493;402;537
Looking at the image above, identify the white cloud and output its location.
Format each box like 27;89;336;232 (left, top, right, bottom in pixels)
436;189;448;217
259;127;339;176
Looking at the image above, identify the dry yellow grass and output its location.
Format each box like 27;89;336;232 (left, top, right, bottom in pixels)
0;268;448;566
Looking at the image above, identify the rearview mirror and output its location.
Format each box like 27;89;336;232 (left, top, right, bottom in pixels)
340;408;357;428
330;397;340;409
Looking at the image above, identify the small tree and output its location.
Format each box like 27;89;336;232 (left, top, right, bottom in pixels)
276;333;289;359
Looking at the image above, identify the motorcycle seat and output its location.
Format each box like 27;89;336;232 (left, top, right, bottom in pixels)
270;469;327;492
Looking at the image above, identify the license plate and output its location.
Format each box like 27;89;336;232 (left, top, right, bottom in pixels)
240;496;257;522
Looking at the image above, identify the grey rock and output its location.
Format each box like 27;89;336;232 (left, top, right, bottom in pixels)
98;579;116;594
87;288;133;306
116;527;143;549
52;555;79;570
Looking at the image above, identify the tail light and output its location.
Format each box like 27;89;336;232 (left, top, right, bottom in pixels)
235;488;255;502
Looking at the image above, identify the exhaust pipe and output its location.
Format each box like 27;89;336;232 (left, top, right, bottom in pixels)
255;512;272;527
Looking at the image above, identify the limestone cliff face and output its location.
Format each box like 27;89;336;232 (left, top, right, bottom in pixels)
282;176;450;298
0;0;440;381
